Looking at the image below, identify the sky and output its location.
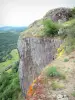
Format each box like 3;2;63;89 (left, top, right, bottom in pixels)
0;0;75;26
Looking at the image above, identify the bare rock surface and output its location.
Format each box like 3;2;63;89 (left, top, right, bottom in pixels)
18;37;62;95
44;7;72;23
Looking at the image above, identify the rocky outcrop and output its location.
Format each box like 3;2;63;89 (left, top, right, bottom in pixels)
17;7;75;99
28;8;72;30
57;94;69;100
17;7;73;97
44;7;72;23
18;37;62;96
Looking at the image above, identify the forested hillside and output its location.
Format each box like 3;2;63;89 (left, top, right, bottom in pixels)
0;27;27;62
0;26;27;100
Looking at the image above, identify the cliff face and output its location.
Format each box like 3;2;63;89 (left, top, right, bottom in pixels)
18;37;62;96
17;7;72;96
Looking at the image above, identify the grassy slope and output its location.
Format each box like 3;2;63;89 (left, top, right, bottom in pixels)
0;49;24;100
63;19;75;27
0;27;26;100
0;49;19;73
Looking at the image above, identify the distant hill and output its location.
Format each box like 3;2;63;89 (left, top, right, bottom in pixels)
0;26;27;62
0;26;27;33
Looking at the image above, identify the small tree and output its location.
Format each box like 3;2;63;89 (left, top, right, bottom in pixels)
43;19;59;37
71;7;75;17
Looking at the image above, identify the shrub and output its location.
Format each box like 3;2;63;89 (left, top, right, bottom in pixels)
71;7;75;17
0;71;21;100
58;27;67;39
64;58;69;62
45;66;60;77
43;19;59;37
12;61;19;72
71;91;75;97
59;19;75;38
44;66;66;79
59;20;75;54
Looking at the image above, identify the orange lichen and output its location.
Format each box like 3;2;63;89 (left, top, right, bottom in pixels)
27;85;34;97
27;79;37;97
26;75;45;99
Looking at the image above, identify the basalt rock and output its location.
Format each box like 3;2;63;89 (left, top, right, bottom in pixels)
18;37;62;96
44;7;72;23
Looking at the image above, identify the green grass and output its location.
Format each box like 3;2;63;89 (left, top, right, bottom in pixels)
0;49;22;100
73;60;75;63
51;81;65;90
45;66;60;77
64;58;69;62
44;66;66;79
0;69;21;100
71;91;75;97
0;49;19;73
63;19;75;27
59;18;75;54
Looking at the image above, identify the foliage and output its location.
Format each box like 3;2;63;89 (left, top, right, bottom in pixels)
0;27;26;100
59;19;75;38
0;27;26;62
44;66;65;79
43;19;59;37
45;66;60;77
59;19;75;54
0;32;18;62
63;19;75;27
0;68;21;100
0;49;19;73
71;7;75;17
12;61;19;72
71;91;75;97
64;58;69;62
64;38;75;54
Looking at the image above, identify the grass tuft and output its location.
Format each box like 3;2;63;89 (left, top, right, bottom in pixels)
51;81;65;90
71;91;75;97
44;66;66;79
64;58;69;62
45;66;60;77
